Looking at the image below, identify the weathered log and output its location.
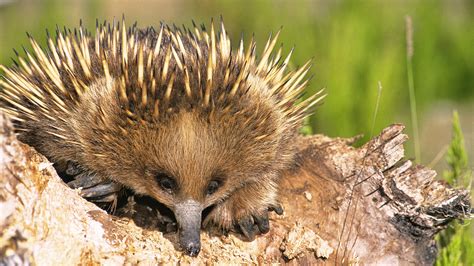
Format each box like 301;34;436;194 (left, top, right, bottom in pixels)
0;113;471;264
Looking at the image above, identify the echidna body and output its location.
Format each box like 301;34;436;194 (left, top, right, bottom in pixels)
0;19;324;256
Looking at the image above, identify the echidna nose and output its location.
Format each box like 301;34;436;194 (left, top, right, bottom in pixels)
174;200;203;257
184;241;201;257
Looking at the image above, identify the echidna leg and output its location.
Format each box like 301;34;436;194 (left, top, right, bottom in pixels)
67;171;122;206
203;180;283;240
236;202;283;240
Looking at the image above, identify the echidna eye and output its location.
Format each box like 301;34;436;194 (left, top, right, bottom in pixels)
155;173;176;192
206;180;221;195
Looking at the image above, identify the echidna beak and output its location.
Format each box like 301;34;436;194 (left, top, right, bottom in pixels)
174;200;202;257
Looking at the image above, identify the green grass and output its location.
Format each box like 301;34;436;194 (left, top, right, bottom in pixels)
405;15;421;163
436;111;473;266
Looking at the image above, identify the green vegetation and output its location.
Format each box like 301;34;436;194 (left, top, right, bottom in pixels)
436;111;473;266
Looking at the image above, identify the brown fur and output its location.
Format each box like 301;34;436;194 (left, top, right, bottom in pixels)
0;19;324;233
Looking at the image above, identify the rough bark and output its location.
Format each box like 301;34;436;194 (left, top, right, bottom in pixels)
0;113;471;265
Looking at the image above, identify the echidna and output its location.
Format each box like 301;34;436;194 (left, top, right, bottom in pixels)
0;18;325;256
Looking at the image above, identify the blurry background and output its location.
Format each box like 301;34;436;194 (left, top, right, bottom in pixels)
0;0;472;173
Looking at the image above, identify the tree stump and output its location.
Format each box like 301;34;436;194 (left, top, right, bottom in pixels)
0;113;471;264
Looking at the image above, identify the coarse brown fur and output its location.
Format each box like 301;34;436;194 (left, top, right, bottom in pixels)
0;18;325;255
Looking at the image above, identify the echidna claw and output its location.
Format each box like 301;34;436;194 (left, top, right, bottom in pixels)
269;204;284;215
254;212;270;234
237;216;257;241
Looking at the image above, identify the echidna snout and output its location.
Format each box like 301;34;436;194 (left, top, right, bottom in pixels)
175;200;202;257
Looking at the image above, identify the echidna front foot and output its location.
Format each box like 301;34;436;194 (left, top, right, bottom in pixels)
202;181;283;241
237;212;269;240
66;169;122;210
236;204;284;240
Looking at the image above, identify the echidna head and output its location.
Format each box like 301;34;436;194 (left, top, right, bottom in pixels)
125;109;282;255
